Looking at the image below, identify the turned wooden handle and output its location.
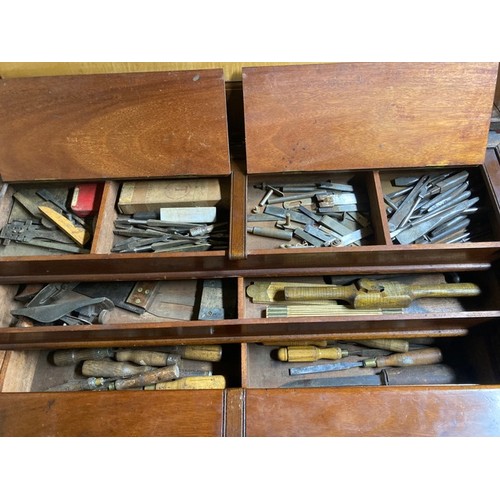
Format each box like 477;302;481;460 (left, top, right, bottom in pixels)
114;365;180;390
356;339;409;353
374;348;443;368
52;348;115;366
81;359;155;378
180;345;222;362
277;346;346;362
155;375;226;390
115;350;178;366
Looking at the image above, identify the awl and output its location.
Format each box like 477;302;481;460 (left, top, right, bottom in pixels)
289;347;442;375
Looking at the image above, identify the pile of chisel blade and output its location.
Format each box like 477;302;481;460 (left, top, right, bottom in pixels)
111;216;228;253
248;181;373;248
385;170;488;245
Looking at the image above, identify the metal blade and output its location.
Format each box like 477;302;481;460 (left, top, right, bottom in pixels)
281;375;383;387
289;360;364;375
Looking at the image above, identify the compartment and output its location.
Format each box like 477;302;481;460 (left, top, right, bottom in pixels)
0;343;241;393
0;181;104;256
380;165;500;245
94;176;231;255
246;171;382;252
0;278;238;329
238;270;500;339
242;326;500;389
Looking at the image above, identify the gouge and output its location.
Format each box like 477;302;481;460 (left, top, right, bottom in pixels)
277;346;348;362
153;345;222;362
82;359;156;378
110;365;180;390
283;278;480;309
289;347;442;375
154;375;226;390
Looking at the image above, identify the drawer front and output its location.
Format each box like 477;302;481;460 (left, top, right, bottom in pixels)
244;387;500;436
0;391;225;436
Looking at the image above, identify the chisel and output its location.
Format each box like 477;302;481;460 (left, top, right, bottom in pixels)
115;349;180;366
52;348;116;366
277;346;348;362
289;347;442;375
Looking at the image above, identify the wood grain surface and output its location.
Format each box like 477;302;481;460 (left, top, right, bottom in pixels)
245;386;500;436
0;69;230;181
0;391;225;436
242;63;498;173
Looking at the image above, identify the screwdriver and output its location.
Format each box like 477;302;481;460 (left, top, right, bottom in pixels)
289;347;442;375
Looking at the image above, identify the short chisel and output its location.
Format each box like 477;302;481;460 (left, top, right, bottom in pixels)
289;347;442;375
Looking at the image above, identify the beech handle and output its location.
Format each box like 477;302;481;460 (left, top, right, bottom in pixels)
180;345;222;362
52;348;115;366
82;359;155;378
115;350;178;366
410;283;481;299
114;365;180;390
356;339;409;353
277;346;346;362
374;348;443;368
155;375;226;390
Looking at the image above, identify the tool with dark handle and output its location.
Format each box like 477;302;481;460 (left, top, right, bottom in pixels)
284;279;480;309
111;365;180;390
289;347;442;375
52;348;115;366
355;339;409;352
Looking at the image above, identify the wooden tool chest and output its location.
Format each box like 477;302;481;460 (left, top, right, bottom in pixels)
1;62;500;436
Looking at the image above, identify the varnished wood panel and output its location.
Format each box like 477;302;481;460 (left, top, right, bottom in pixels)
0;391;224;436
0;69;230;181
245;386;500;436
242;63;498;173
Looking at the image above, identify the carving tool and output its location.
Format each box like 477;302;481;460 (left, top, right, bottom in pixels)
283;278;481;309
109;365;180;390
38;206;91;246
45;377;111;392
289;347;443;375
153;345;222;362
52;348;116;366
355;339;409;352
154;375;226;390
115;350;180;366
81;359;157;378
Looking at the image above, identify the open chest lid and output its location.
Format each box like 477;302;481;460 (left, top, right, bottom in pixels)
0;69;231;182
242;62;498;174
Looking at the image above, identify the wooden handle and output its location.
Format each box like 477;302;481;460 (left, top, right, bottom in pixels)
155;375;226;390
115;350;178;366
410;283;481;299
356;339;409;353
81;359;155;378
373;348;443;368
284;285;357;304
52;348;114;366
114;365;180;390
277;346;346;362
180;345;222;362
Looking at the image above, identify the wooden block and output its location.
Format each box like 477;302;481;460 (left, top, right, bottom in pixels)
118;179;221;214
160;207;217;223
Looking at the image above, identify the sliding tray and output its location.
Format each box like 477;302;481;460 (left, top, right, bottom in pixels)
0;69;232;282
237;63;500;274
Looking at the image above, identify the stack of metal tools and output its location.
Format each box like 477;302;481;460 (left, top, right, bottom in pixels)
10;279;227;327
272;339;457;387
44;345;226;391
111;213;229;253
0;186;95;254
385;169;489;244
247;180;373;248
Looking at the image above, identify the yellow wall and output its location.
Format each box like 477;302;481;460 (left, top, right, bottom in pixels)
0;62;314;81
